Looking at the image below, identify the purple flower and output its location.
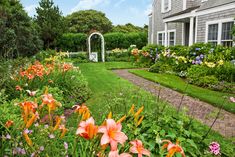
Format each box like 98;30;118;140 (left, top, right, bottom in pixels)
39;146;45;152
209;142;220;155
6;134;11;139
196;56;200;61
200;54;204;59
192;60;195;64
195;48;201;51
49;134;55;139
64;142;68;150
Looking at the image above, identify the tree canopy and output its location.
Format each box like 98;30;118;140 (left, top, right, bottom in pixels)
66;9;113;34
35;0;65;49
112;23;147;33
0;0;42;58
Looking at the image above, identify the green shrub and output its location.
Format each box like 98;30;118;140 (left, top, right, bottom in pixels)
187;65;210;84
169;45;189;56
215;62;235;82
197;75;219;87
106;50;130;62
34;49;57;61
149;61;172;73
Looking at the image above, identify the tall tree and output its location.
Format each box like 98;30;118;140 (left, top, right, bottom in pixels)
112;23;147;33
35;0;65;48
66;9;113;34
0;0;42;58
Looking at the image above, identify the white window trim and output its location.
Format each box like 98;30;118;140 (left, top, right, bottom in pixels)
157;31;165;45
183;0;187;10
161;0;171;13
157;29;176;46
205;18;235;45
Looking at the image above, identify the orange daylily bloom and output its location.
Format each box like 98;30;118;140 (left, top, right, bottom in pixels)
25;113;38;128
82;110;91;120
62;63;73;72
5;120;14;128
109;150;132;157
73;104;89;115
59;125;68;139
130;140;150;157
134;106;144;119
136;116;144;126
19;101;38;124
23;130;33;146
162;140;185;157
117;115;126;124
41;93;60;113
108;112;112;119
98;119;128;151
76;117;98;140
53;116;62;131
128;104;135;115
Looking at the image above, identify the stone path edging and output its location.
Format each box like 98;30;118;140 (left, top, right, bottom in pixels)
113;69;235;137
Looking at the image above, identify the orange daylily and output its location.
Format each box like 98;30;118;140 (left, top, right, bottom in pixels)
25;113;38;128
5;120;14;128
117;115;126;124
128;104;135;115
98;119;128;151
76;117;98;140
73;104;89;115
53;116;62;131
19;101;38;124
41;93;60;113
23;130;33;146
162;140;185;157
62;63;73;72
134;106;144;119
130;140;150;157
109;150;132;157
59;125;68;139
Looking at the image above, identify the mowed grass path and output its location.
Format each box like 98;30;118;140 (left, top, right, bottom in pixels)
129;69;235;114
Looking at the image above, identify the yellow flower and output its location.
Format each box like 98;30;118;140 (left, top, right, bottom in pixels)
217;60;224;66
205;62;216;68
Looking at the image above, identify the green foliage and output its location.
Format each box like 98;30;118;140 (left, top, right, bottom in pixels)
187;65;210;84
149;61;172;73
57;33;87;52
112;23;147;33
66;9;113;34
35;0;65;49
197;76;219;88
106;51;130;62
0;0;42;58
215;62;235;82
34;49;57;61
169;45;189;56
104;32;147;49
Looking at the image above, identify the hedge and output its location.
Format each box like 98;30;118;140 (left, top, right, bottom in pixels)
57;32;147;52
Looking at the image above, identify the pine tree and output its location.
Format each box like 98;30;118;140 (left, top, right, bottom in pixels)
35;0;65;49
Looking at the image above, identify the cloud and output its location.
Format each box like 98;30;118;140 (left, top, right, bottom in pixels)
24;4;37;16
71;0;110;13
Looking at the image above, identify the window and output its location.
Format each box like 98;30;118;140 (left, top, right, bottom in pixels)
221;22;233;47
161;0;171;13
158;33;165;45
208;24;218;46
206;19;234;47
169;32;175;46
157;30;175;46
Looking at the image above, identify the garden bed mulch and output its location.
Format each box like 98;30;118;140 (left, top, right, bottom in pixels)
113;69;235;137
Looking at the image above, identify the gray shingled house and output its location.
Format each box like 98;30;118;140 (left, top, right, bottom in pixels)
148;0;235;47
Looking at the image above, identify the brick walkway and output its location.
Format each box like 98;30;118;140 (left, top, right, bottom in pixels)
113;69;235;137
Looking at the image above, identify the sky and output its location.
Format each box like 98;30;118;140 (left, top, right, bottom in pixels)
21;0;152;27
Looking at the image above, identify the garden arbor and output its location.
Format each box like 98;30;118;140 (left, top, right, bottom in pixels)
88;32;105;62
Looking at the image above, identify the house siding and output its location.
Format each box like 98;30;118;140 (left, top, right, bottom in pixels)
152;0;183;45
148;15;153;43
197;8;235;42
187;0;202;8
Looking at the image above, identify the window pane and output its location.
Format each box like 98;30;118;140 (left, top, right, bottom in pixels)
221;41;233;47
208;24;218;41
169;32;175;46
164;0;169;10
221;22;233;40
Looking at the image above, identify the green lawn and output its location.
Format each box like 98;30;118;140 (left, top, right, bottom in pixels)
129;69;234;113
67;62;235;156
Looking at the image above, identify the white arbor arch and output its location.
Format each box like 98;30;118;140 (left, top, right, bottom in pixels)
88;32;105;62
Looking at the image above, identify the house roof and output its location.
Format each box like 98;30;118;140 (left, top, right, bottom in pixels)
197;0;235;11
163;6;200;19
